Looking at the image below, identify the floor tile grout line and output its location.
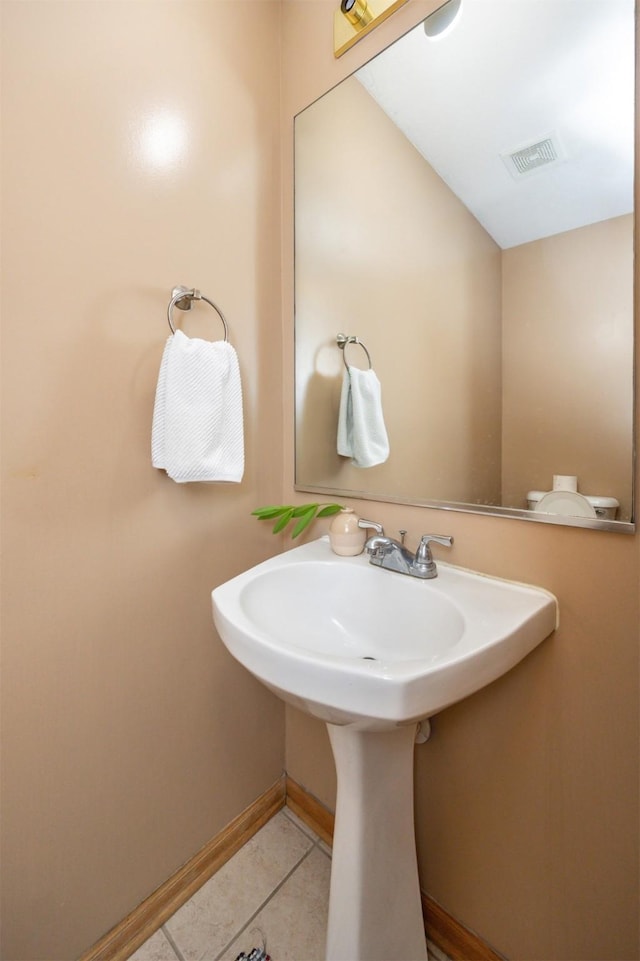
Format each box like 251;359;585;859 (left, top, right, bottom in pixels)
313;836;332;859
213;846;317;961
161;923;186;961
280;807;322;846
281;807;332;859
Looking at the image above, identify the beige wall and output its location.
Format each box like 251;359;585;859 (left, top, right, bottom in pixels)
295;76;502;505
1;3;638;960
282;3;639;960
502;215;634;518
0;3;285;958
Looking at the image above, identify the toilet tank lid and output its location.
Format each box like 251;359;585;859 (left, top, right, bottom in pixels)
527;490;619;508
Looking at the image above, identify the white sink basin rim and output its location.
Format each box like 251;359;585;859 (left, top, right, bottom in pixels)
212;536;558;729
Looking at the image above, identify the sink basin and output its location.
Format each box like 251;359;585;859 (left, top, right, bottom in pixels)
212;535;558;730
212;535;558;960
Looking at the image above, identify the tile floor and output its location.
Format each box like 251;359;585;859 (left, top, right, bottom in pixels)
130;807;449;961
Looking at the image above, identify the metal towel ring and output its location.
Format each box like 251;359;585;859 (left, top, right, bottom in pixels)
336;333;372;370
167;286;229;342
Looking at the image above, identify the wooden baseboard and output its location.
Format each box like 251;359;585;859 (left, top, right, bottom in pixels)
81;773;504;961
421;892;505;961
284;774;335;847
79;776;286;961
285;776;505;961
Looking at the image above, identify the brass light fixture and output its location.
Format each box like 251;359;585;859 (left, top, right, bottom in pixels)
340;0;373;27
334;0;409;57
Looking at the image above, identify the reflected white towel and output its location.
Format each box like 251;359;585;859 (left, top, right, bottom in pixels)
152;330;244;483
337;366;389;469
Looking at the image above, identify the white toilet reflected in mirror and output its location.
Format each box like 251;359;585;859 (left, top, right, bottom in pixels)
528;489;619;519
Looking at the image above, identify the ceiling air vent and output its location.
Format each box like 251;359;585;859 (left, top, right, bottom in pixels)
501;134;566;179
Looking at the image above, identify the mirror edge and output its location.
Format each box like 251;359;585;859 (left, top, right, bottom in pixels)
293;482;636;533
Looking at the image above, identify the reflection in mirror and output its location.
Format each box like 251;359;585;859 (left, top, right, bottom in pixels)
294;0;635;529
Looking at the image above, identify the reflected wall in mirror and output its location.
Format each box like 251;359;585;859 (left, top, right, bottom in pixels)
294;0;635;528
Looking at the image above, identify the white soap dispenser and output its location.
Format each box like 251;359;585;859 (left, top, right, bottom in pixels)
329;507;366;556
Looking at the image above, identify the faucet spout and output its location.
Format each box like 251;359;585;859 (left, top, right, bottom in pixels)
364;534;393;554
365;535;416;575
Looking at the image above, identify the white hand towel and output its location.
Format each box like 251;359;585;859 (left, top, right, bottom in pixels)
152;330;244;483
337;366;389;469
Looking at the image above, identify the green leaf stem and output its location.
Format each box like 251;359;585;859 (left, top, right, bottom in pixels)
271;508;295;533
251;505;293;519
291;507;318;539
252;501;345;538
316;504;344;517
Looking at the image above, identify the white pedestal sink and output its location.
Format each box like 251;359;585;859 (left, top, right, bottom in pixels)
212;537;558;960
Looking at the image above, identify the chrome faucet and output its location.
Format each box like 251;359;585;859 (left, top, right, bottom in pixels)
364;530;453;579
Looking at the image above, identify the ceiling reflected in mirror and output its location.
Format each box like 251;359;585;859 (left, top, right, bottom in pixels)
356;0;633;248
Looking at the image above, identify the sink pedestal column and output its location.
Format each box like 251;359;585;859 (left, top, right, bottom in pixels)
326;723;428;961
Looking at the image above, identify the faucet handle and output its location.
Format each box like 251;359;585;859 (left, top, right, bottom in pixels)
414;534;453;577
416;534;453;560
358;518;385;536
418;533;453;552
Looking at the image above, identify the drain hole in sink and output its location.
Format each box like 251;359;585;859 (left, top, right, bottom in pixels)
362;656;376;660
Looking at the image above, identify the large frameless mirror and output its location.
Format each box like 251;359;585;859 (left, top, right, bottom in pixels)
294;0;635;531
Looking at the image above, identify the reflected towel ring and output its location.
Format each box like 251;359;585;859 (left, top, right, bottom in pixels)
167;286;229;342
336;332;372;370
